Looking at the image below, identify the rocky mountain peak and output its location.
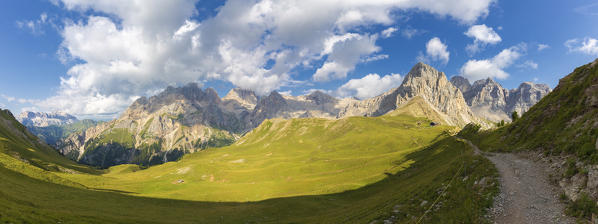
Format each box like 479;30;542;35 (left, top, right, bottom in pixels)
450;76;471;94
223;88;258;110
404;62;443;81
305;91;337;105
17;111;79;127
255;91;287;110
395;62;482;127
457;76;551;122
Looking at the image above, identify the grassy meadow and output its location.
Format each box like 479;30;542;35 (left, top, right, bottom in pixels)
0;108;498;223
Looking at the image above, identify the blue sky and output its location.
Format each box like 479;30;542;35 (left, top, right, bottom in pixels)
0;0;597;119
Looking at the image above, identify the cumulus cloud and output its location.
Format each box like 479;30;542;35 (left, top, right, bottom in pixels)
418;37;450;64
537;44;549;51
464;24;501;54
460;45;525;80
336;73;403;99
565;37;598;56
42;0;495;117
313;33;380;82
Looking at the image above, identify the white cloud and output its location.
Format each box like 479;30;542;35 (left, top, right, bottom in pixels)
518;60;538;70
0;102;5;108
464;24;501;54
460;45;525;80
381;27;397;38
336;73;403;99
565;37;598;56
401;27;419;39
44;0;495;117
16;12;50;34
362;54;389;63
537;44;549;51
1;94;37;104
313;33;380;82
418;37;450;64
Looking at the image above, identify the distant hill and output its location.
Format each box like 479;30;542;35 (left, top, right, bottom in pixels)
17;112;101;146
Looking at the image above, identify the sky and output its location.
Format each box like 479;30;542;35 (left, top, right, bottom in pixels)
0;0;597;120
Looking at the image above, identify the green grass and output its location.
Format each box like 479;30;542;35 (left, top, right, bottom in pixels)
0;106;499;223
58;115;452;202
0;135;498;223
0;110;97;174
463;60;598;160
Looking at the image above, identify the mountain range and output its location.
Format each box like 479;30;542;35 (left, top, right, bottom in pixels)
450;76;551;122
16;111;101;146
55;62;548;168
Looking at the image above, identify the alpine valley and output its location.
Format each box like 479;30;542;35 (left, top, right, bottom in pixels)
4;55;598;223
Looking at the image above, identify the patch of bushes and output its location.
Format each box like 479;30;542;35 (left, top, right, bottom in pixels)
566;193;598;219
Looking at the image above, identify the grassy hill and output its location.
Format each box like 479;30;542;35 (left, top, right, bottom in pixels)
0;102;499;223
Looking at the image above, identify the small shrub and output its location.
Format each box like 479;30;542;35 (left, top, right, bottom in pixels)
566;193;597;219
511;111;519;122
564;158;578;178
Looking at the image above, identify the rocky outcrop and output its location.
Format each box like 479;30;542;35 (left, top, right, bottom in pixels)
451;76;550;122
17;111;78;127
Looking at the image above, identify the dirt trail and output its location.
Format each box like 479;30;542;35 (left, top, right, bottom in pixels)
463;140;574;224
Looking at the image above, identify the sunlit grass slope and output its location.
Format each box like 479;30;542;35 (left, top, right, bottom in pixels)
0;135;498;223
0;109;97;177
58;113;452;201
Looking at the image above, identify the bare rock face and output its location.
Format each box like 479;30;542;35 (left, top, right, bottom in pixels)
222;88;258;112
451;76;551;122
249;91;340;127
394;62;483;127
507;82;551;116
58;83;241;168
466;78;511;122
337;87;399;118
450;76;472;94
17;111;78;127
338;62;486;127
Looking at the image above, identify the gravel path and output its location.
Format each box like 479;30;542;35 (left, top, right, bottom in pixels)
463;140;574;224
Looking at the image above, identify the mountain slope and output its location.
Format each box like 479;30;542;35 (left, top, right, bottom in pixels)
395;63;483;127
25;119;101;146
463;59;598;216
0;109;96;175
0;133;497;223
58;83;240;168
475;59;598;153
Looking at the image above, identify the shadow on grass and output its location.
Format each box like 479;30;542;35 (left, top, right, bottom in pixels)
0;136;497;224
